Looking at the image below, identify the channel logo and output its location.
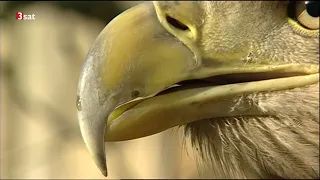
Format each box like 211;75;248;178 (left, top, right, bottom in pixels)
16;12;36;20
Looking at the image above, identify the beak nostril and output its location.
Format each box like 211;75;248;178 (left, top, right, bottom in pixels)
131;90;140;98
166;15;189;31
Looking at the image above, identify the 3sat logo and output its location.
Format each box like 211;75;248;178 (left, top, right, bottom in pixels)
16;12;36;20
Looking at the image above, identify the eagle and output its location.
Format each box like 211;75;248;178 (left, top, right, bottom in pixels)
76;1;319;179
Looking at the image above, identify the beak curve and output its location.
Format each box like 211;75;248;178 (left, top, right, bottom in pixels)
77;2;196;176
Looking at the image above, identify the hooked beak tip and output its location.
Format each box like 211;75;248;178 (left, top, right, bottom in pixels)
92;152;108;177
102;169;108;177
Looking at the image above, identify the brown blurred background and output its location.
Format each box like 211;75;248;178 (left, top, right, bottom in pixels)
0;1;203;178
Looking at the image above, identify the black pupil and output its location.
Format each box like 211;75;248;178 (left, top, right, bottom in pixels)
305;1;319;17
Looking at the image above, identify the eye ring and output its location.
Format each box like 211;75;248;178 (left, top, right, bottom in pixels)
288;1;319;30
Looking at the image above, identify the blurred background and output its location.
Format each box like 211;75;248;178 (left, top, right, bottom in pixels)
0;1;203;178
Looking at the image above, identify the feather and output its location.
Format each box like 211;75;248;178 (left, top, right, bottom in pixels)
184;83;319;179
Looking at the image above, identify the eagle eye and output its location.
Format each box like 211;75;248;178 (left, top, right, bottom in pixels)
289;1;319;30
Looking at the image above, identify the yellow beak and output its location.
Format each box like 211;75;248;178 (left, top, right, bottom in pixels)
77;2;197;176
